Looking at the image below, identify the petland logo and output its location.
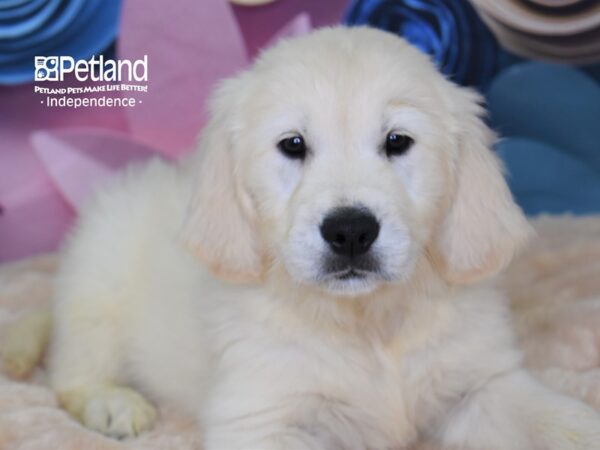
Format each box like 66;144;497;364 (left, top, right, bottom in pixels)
34;55;148;82
33;55;148;108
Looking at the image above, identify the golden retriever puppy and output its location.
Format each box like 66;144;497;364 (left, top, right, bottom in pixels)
48;27;600;449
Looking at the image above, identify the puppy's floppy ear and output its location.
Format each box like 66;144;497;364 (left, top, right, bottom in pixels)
432;88;533;285
180;77;265;283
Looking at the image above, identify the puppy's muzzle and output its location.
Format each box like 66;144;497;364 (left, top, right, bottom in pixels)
320;207;380;258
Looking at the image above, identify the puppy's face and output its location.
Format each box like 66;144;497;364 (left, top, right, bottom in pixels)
239;49;450;296
183;28;531;297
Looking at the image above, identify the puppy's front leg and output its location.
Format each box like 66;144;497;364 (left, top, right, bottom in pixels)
203;413;330;450
202;390;377;450
204;412;359;450
204;427;317;450
433;370;600;450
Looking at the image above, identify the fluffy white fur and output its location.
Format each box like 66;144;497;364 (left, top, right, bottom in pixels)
48;27;600;448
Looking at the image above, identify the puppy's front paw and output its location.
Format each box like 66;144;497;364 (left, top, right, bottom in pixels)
60;385;157;439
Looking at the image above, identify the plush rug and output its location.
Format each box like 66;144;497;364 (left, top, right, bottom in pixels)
1;215;600;449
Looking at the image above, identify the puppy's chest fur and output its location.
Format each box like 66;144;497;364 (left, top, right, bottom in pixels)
202;290;500;445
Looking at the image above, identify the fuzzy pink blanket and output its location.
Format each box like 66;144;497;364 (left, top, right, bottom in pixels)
1;215;600;450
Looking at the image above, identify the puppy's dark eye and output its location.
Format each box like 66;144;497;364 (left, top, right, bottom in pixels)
278;135;307;160
385;132;414;157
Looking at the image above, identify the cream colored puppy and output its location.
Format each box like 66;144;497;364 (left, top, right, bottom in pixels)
48;27;600;449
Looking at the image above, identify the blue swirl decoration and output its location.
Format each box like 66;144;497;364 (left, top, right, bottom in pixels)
0;0;121;85
345;0;505;88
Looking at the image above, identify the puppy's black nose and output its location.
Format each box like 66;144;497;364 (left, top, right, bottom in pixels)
320;207;380;258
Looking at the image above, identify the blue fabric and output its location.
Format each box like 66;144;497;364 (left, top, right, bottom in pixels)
344;0;510;88
0;0;50;22
0;0;121;85
0;0;85;51
0;0;62;38
497;138;600;215
488;62;600;215
0;0;34;9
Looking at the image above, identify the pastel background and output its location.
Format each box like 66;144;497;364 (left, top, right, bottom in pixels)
0;0;599;262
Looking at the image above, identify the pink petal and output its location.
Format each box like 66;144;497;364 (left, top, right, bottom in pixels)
31;129;161;210
118;0;249;157
232;0;347;59
0;151;73;263
265;13;312;48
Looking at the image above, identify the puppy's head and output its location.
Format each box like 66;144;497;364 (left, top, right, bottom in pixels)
181;27;532;295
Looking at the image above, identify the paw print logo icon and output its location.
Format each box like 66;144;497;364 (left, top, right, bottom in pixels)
34;56;60;81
